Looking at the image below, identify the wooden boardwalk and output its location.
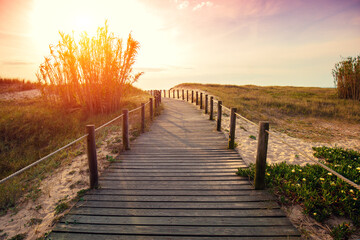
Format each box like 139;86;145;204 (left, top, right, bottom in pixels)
50;98;300;239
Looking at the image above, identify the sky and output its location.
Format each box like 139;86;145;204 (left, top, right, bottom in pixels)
0;0;359;89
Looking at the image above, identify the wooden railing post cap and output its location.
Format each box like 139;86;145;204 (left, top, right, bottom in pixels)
260;121;269;127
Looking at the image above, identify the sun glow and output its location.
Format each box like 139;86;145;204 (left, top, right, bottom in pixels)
29;0;182;74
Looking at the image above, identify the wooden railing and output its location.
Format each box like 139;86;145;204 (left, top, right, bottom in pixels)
158;88;360;191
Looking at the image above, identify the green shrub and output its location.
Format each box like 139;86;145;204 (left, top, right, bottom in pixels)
237;146;360;225
331;222;353;240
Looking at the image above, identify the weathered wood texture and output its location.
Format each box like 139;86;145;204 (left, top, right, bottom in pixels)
86;125;98;189
50;98;300;239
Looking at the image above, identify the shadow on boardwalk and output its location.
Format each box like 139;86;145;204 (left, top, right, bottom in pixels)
50;98;300;239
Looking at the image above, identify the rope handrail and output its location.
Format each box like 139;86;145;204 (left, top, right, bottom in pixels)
129;105;143;113
95;114;124;132
235;112;258;126
0;134;88;184
265;129;360;191
220;104;231;112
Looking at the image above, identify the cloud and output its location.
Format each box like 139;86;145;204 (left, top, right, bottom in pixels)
135;65;193;73
2;61;34;66
135;67;167;72
0;30;31;39
193;1;213;11
176;0;189;9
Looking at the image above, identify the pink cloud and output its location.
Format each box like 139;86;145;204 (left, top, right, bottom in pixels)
193;1;214;11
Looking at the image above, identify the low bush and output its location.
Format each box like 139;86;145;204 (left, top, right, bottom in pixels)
237;146;360;225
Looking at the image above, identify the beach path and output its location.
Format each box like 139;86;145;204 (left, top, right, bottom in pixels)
50;98;300;239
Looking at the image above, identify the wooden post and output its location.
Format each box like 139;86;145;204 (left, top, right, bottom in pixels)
196;91;199;105
255;122;269;190
149;98;153;121
182;89;184;100
163;89;165;98
86;125;98;189
155;95;158;109
228;108;237;149
200;93;203;109
159;91;162;103
187;90;189;102
191;91;194;103
210;96;214;120
217;101;222;131
141;103;145;133
177;89;179;99
173;90;175;98
122;109;130;150
205;94;208;114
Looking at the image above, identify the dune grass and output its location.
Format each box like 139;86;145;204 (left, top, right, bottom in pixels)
37;22;143;114
333;55;360;101
0;78;40;94
0;85;151;213
176;83;360;142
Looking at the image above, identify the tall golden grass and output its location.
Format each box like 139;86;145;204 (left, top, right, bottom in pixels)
333;55;360;101
36;21;143;114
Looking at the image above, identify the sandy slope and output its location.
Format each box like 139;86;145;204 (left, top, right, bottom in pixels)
0;89;41;101
0;130;120;240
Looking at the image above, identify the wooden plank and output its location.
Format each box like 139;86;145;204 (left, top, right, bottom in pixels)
112;162;245;165
99;176;246;181
78;201;279;209
112;155;240;158
102;172;241;177
82;194;276;202
116;158;244;161
98;180;250;185
50;232;301;240
53;224;300;237
60;215;291;226
87;189;268;196
98;184;254;190
107;166;244;169
70;208;287;217
106;169;238;173
111;163;245;166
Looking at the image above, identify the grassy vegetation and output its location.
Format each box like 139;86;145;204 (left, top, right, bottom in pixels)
237;146;360;238
37;22;143;114
333;55;360;101
176;83;360;142
0;85;150;213
0;78;40;94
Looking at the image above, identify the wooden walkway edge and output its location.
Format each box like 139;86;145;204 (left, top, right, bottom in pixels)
50;98;301;239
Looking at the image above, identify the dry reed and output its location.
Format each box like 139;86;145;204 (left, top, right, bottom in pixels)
333;55;360;101
36;21;143;114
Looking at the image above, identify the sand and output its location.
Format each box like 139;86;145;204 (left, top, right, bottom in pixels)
0;130;121;240
0;89;41;101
